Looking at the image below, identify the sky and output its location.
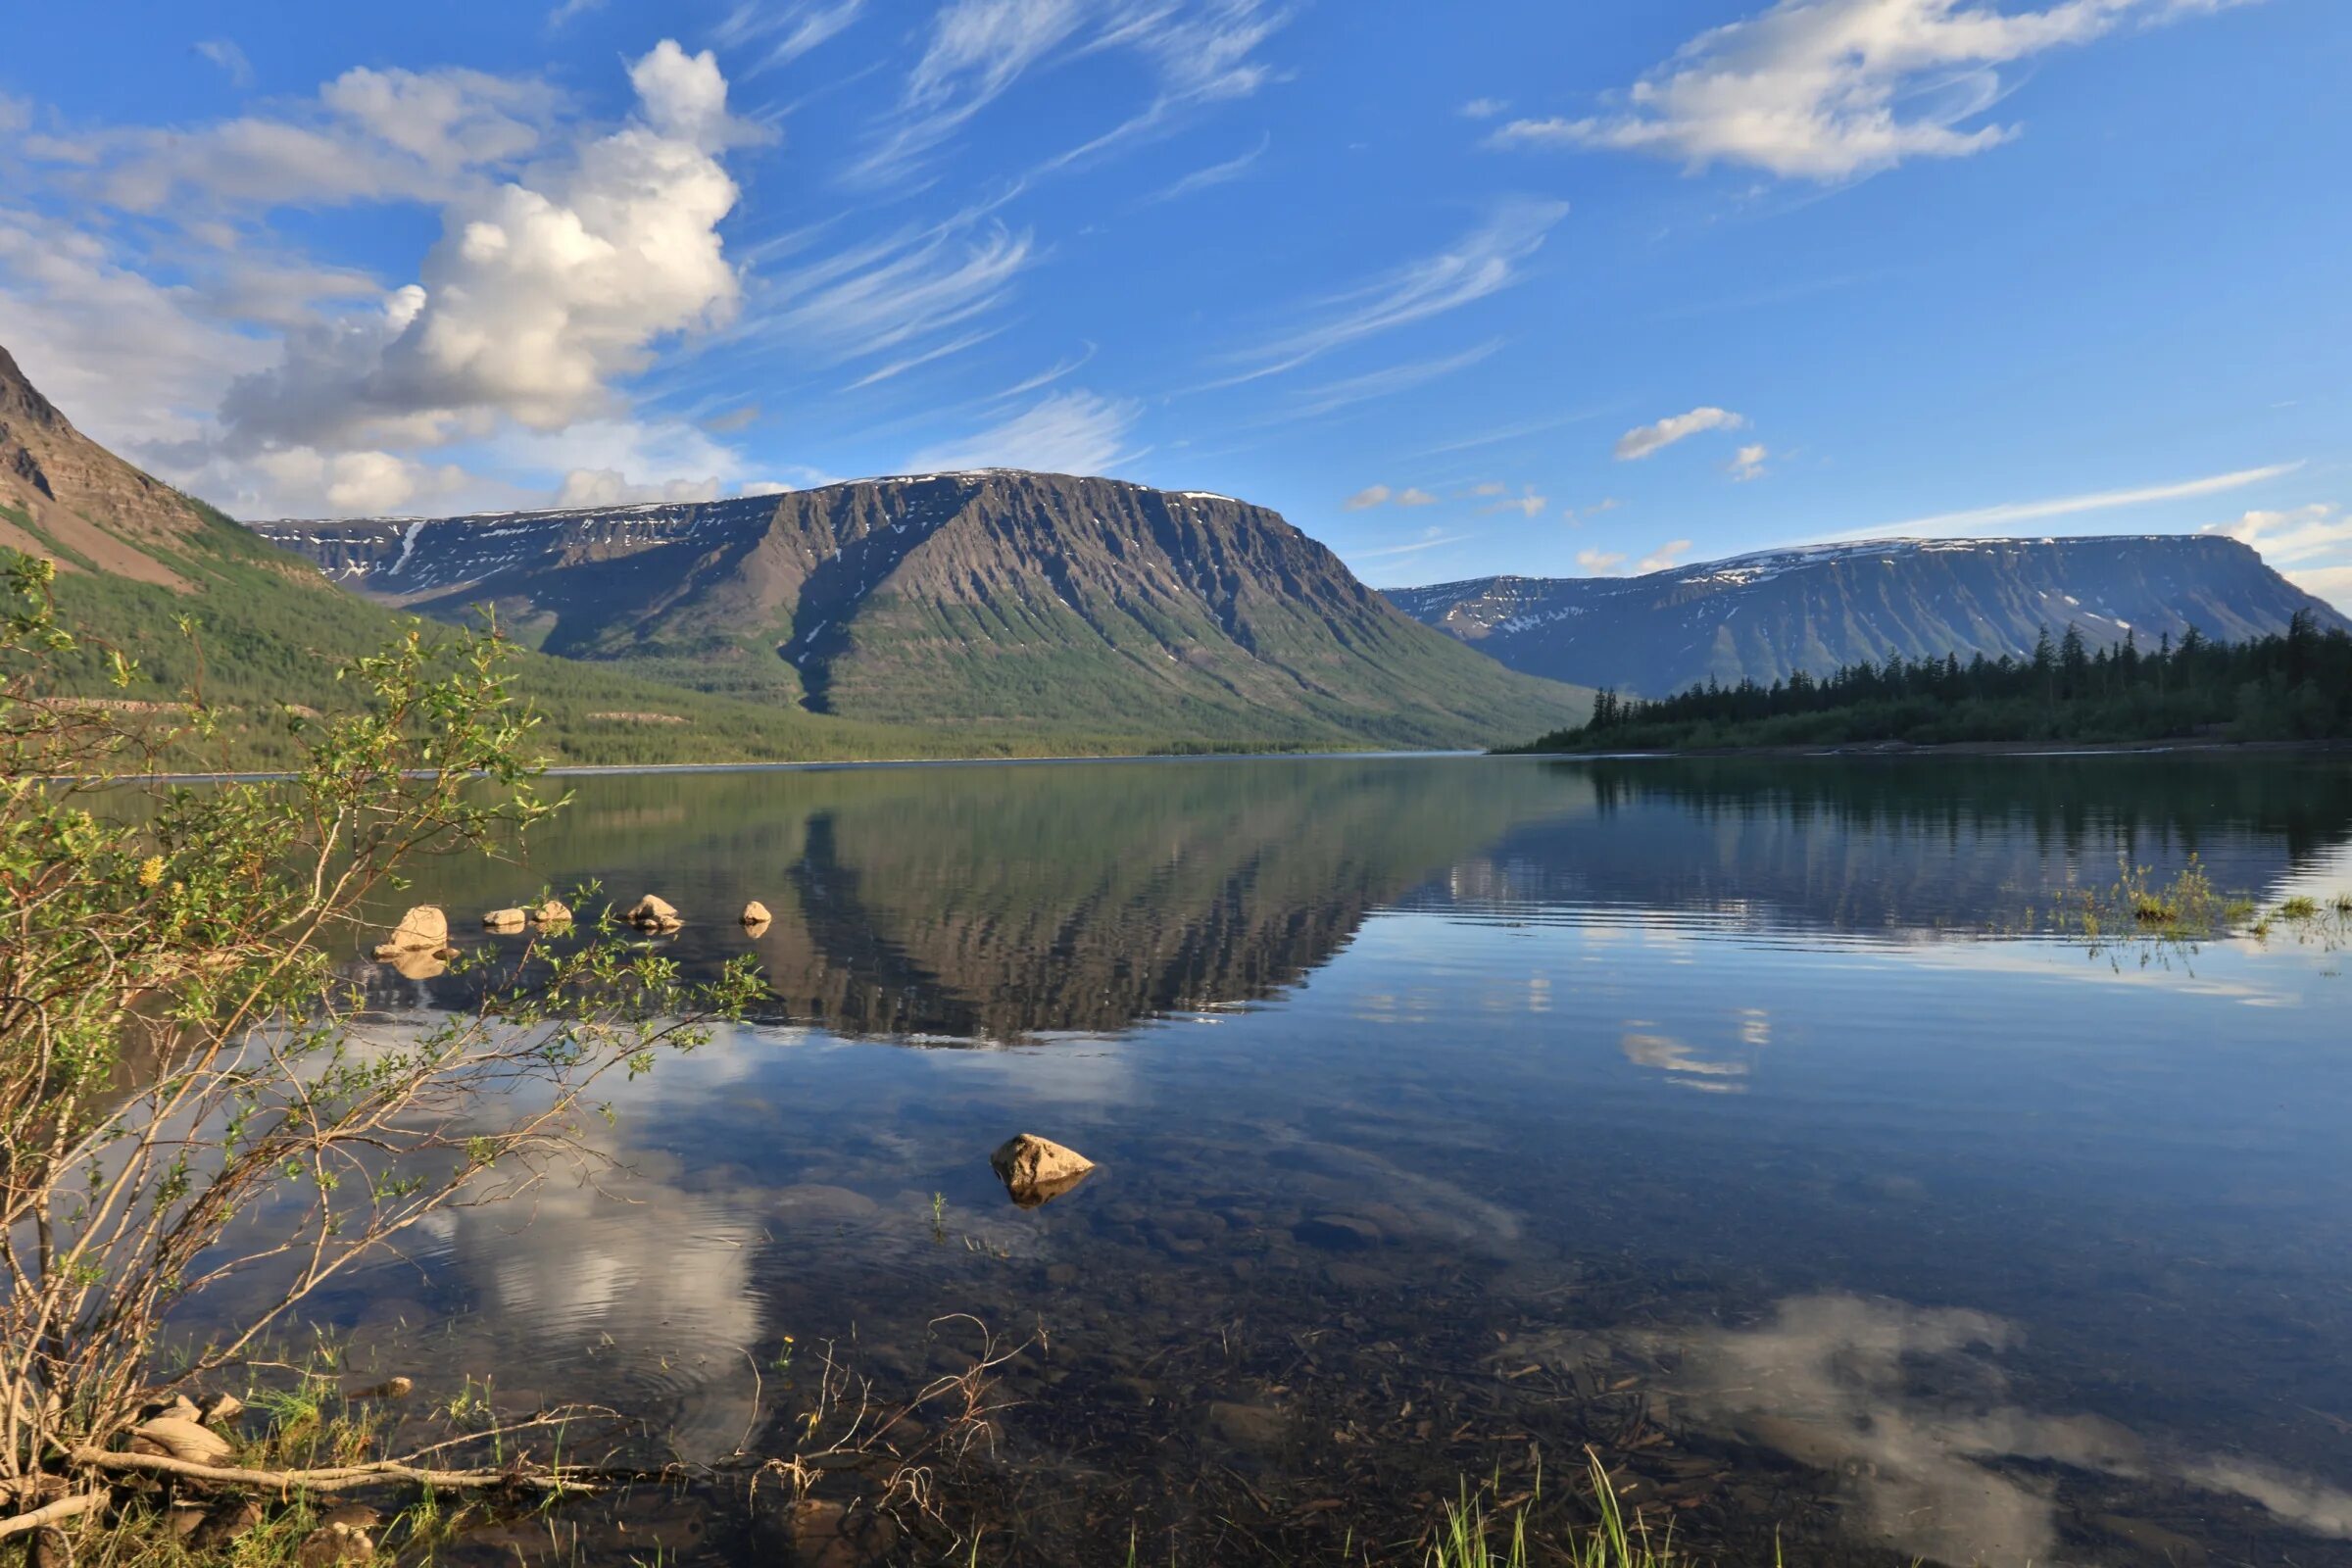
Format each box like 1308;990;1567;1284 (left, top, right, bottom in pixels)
1;0;2347;606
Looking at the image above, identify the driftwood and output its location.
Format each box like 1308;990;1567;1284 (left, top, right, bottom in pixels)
0;1492;105;1541
69;1446;642;1497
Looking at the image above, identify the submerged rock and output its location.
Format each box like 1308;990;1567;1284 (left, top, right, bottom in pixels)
990;1133;1097;1208
482;907;526;932
372;905;447;956
1294;1213;1383;1250
626;894;682;931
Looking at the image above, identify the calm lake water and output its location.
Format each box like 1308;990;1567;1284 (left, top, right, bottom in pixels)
304;755;2352;1566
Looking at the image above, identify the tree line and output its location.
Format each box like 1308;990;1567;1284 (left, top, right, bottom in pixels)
1518;612;2352;752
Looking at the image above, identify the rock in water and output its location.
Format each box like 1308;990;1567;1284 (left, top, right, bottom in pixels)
482;907;526;932
990;1134;1097;1208
372;905;448;956
626;894;682;931
530;899;572;925
741;900;771;925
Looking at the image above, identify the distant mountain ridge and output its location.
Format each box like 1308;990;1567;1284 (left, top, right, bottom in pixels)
1388;534;2348;697
251;472;1590;750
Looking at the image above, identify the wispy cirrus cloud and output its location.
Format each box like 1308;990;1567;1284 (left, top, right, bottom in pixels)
742;214;1034;372
1729;442;1769;480
1143;131;1270;205
851;0;1291;185
1489;0;2258;183
1350;530;1471;560
1218;198;1568;384
1615;405;1745;460
1824;461;2304;541
906;388;1142;475
711;0;868;73
1285;339;1501;420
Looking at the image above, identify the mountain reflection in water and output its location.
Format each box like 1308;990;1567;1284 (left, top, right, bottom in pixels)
288;754;2352;1567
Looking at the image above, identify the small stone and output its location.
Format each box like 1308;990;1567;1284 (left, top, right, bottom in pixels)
200;1392;245;1427
295;1520;374;1566
741;900;771;925
482;907;527;932
530;899;572;925
990;1133;1097;1208
345;1375;412;1400
190;1495;264;1550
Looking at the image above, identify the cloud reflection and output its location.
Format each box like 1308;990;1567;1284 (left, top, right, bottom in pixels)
1656;1295;2352;1566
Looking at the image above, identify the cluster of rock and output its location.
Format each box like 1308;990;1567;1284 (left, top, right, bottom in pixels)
483;900;570;932
371;895;781;970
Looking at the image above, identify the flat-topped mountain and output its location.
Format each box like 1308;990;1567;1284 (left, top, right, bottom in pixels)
251;473;1590;749
1389;535;2348;697
0;341;1062;766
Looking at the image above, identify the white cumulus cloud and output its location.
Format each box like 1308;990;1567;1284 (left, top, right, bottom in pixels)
1730;442;1770;480
1615;406;1747;461
219;41;745;458
1636;538;1696;571
1490;0;2255;182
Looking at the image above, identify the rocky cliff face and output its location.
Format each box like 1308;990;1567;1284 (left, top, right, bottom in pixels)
1388;535;2349;696
0;345;211;588
251;472;1589;748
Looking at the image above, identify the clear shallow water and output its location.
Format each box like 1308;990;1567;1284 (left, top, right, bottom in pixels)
297;756;2352;1565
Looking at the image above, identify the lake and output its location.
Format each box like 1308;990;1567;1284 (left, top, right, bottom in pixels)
303;754;2352;1566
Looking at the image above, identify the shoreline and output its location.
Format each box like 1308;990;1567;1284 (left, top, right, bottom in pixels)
1512;736;2352;761
107;746;1487;786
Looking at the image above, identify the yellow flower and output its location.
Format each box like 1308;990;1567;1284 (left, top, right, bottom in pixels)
137;855;165;889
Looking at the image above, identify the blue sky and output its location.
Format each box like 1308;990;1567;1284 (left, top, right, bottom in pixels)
2;0;2347;605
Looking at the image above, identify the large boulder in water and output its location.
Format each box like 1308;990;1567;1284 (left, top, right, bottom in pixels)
372;906;447;956
990;1134;1096;1208
625;895;681;932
